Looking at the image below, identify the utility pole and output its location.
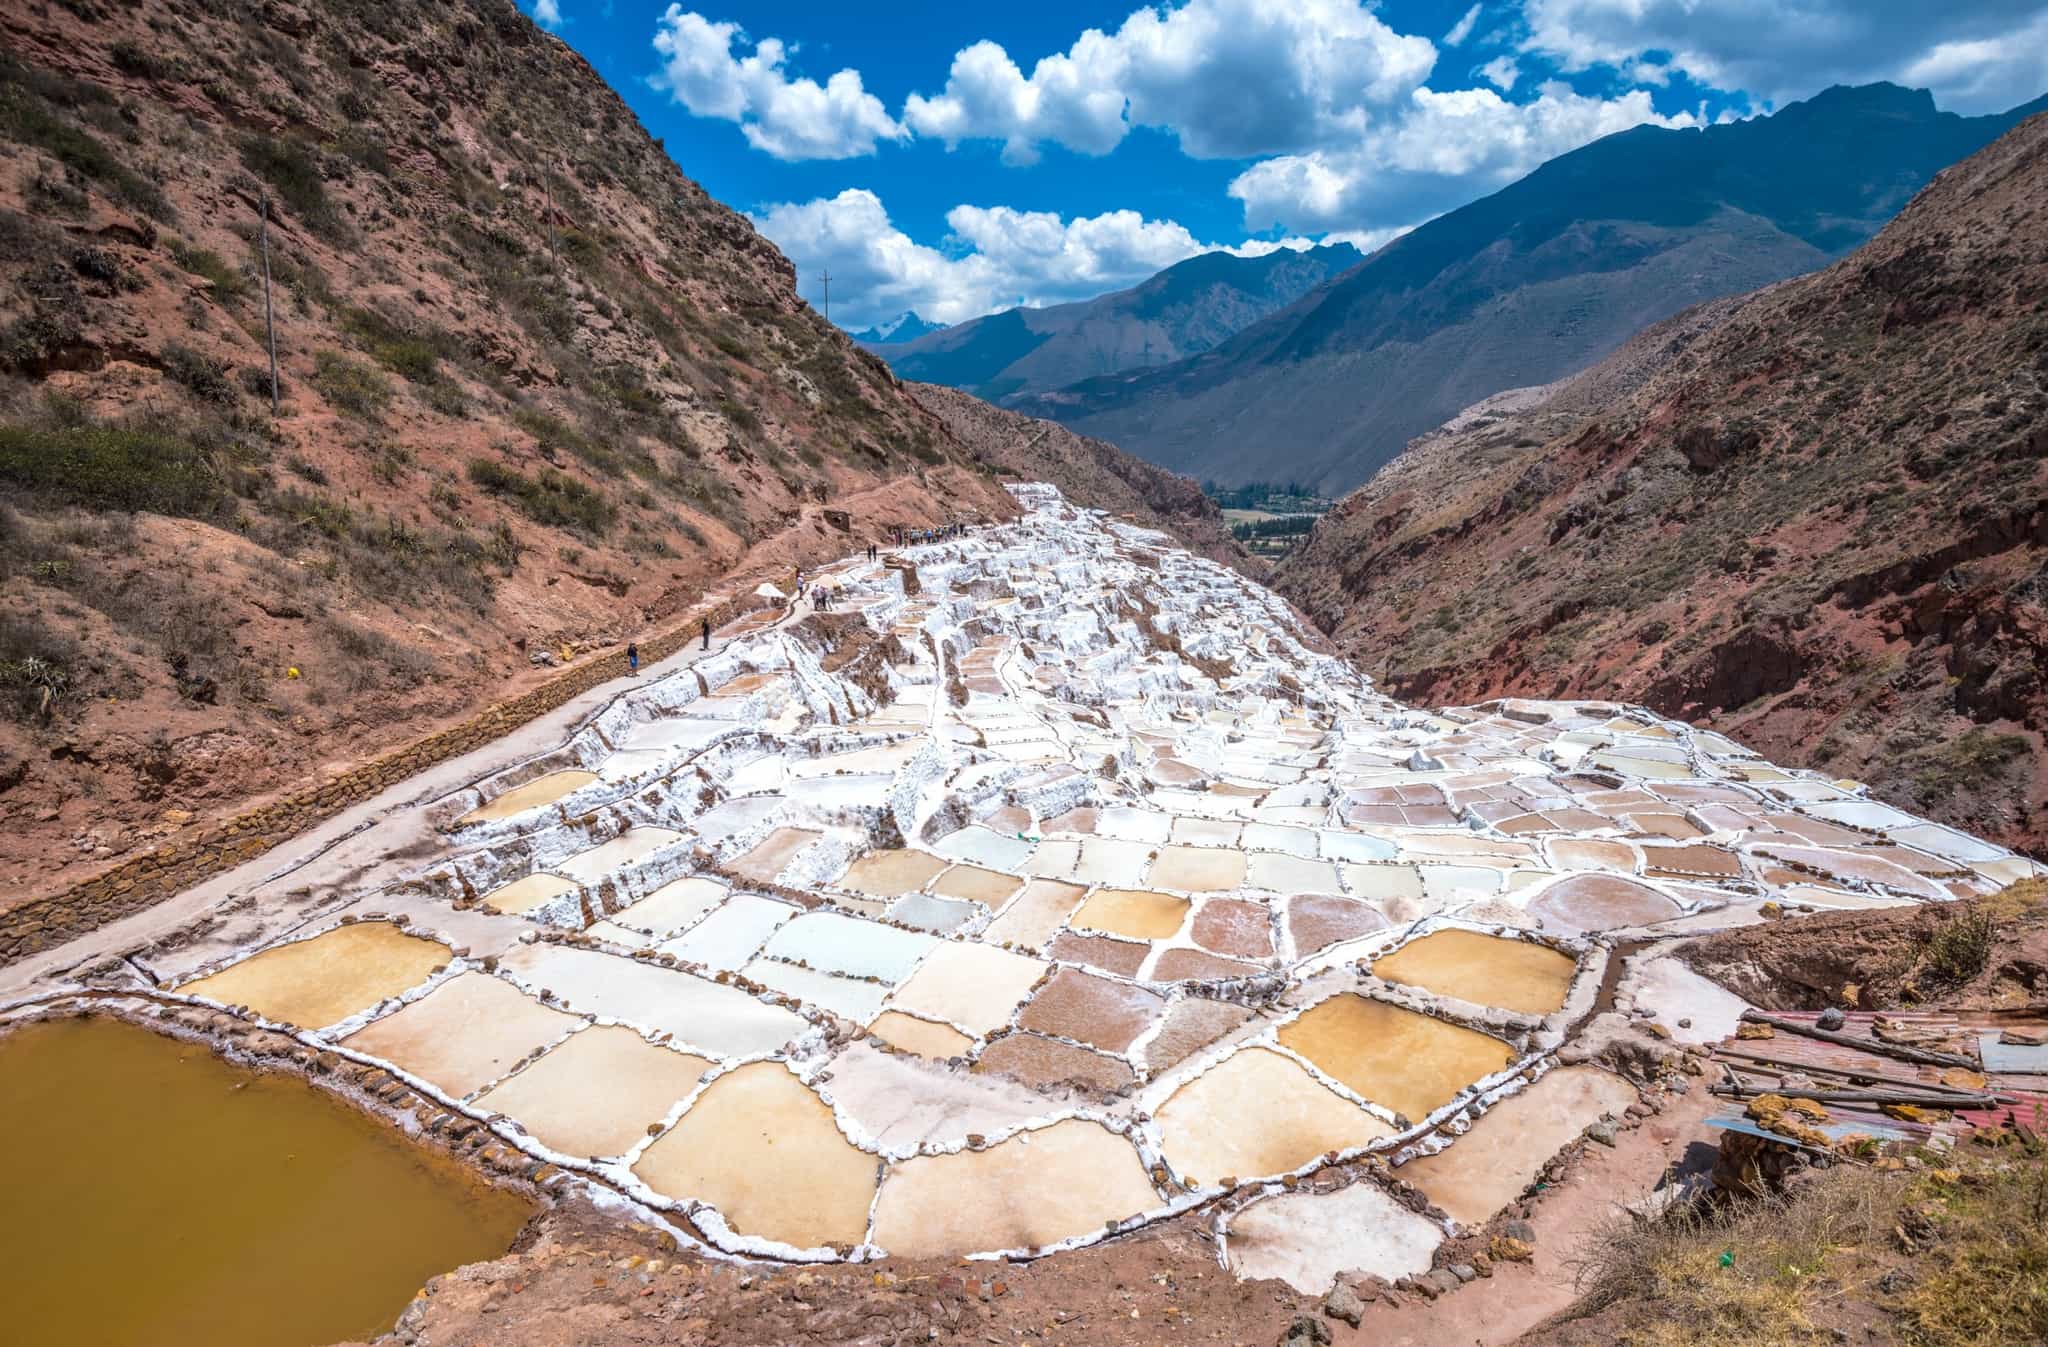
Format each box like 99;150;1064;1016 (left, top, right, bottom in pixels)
542;162;561;295
259;194;279;416
819;269;831;324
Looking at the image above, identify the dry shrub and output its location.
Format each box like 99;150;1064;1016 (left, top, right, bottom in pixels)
1562;1166;1904;1347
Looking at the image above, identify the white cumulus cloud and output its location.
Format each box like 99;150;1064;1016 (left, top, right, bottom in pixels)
1229;81;1699;234
532;0;563;30
1478;55;1521;90
903;0;1438;162
1520;0;2048;114
649;8;904;160
750;189;1314;330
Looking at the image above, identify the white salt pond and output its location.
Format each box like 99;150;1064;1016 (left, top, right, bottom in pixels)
135;483;2041;1264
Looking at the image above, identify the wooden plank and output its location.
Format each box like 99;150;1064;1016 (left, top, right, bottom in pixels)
1737;1010;1978;1070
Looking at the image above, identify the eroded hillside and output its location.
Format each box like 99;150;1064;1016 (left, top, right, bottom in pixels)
0;0;1024;901
907;382;1253;573
1276;113;2048;857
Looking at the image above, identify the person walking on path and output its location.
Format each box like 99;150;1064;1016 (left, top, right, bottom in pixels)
700;618;711;650
626;641;640;676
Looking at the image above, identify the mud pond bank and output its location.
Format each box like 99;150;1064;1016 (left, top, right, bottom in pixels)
0;1015;533;1347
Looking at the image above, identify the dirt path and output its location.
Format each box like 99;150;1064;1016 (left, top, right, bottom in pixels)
0;592;814;1000
1355;1086;1719;1347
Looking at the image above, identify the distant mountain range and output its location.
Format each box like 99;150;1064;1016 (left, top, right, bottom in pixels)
1272;105;2048;854
864;243;1361;401
1006;82;2048;493
848;312;944;344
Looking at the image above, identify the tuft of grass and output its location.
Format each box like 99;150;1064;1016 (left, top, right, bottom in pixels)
0;610;78;721
1918;909;1995;987
1566;1164;1903;1347
466;458;613;537
0;55;171;220
161;343;238;406
341;307;455;386
1911;728;2032;807
238;134;343;238
168;240;250;301
0;422;223;516
1895;1132;2048;1346
312;350;392;419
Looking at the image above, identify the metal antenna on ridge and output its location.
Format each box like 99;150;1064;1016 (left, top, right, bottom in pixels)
819;269;832;324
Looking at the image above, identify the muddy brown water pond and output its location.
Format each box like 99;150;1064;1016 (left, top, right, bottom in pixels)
0;1016;532;1347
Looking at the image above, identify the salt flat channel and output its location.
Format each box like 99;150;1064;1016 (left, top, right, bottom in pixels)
151;484;2043;1265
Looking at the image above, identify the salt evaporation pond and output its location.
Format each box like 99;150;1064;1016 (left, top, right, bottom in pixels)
88;481;2043;1266
0;1016;531;1347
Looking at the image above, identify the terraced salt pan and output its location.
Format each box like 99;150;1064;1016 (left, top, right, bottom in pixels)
762;911;938;983
1371;929;1577;1016
1399;1066;1637;1226
618;718;732;754
932;826;1036;871
1278;995;1515;1124
458;769;598;824
868;1010;974;1060
1071;888;1189;940
481;873;579;916
660;894;796;970
500;943;804;1058
556;827;686;884
1155;1046;1393;1185
839;849;949;898
726;827;821;884
634;1062;876;1251
147;484;2045;1267
343;972;576;1098
608;876;728;938
984;879;1087;948
929;864;1023;906
743;959;891;1021
1149;846;1247;892
478;1025;713;1157
178;923;446;1030
870;1119;1158;1256
885;940;1048;1036
1226;1180;1441;1294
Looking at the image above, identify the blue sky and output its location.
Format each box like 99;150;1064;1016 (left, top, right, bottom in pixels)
525;0;2048;329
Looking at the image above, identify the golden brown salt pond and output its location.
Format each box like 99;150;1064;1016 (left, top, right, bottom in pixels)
839;848;950;897
0;1016;531;1347
1278;995;1515;1123
1370;929;1578;1015
633;1061;877;1250
177;921;447;1029
457;768;598;824
1070;887;1189;940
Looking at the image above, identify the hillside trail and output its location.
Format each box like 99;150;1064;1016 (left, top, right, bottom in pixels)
0;541;861;1000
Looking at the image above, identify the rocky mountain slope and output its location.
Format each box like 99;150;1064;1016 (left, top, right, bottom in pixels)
0;0;1033;900
1016;84;2048;494
1274;112;2048;856
870;242;1360;402
907;382;1251;572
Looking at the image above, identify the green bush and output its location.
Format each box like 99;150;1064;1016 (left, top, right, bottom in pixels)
0;611;77;720
162;344;238;406
1921;909;1996;987
169;241;250;301
341;307;453;385
239;134;342;237
0;422;222;515
466;458;613;536
313;350;392;418
0;56;170;220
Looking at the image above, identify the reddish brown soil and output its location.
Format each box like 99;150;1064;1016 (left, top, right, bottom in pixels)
0;0;1195;914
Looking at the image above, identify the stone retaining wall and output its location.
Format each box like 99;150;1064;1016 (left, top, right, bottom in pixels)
0;587;782;967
